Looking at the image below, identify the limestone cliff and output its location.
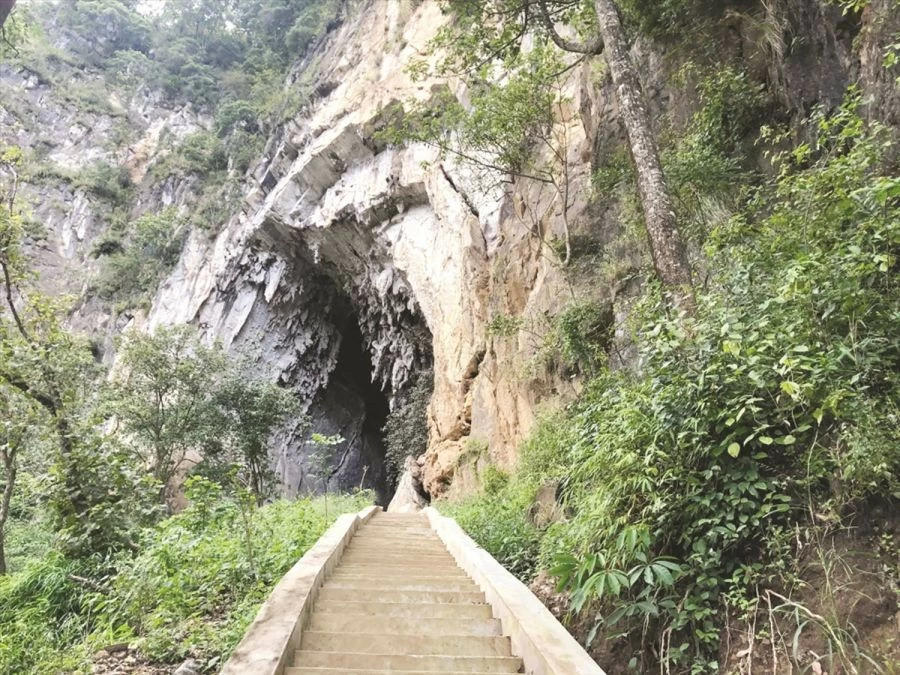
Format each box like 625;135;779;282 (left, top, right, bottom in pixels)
5;0;897;504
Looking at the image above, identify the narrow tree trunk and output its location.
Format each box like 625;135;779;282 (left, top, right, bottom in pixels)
0;1;16;30
0;448;17;575
593;0;694;302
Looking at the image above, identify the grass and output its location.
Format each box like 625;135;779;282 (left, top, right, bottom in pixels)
0;489;373;674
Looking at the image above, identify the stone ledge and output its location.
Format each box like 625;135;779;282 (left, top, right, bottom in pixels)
221;504;381;675
424;506;606;675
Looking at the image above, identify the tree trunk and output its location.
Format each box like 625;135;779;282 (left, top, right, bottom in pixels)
592;0;694;302
0;1;16;30
0;448;16;576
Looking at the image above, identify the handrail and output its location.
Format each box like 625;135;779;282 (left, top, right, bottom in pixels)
425;507;606;675
220;505;380;675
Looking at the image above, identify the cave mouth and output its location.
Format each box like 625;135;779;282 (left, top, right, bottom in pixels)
330;318;393;504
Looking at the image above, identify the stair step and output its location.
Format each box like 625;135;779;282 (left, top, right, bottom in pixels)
337;563;459;571
323;578;479;592
339;557;454;565
288;671;507;675
334;565;463;576
301;632;511;657
352;535;443;541
338;557;457;566
339;553;455;561
329;573;471;583
344;547;449;554
292;652;521;672
345;545;449;554
354;527;441;540
318;588;485;604
308;614;501;636
339;552;454;561
314;601;494;619
348;538;446;546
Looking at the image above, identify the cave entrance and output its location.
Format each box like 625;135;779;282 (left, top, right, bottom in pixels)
329;318;392;504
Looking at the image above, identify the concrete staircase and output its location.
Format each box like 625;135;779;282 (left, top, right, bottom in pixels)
287;511;523;674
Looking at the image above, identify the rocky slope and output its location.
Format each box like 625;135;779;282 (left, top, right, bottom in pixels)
5;0;898;504
143;0;588;501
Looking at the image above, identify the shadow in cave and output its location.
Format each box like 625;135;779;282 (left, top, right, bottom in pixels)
329;317;392;505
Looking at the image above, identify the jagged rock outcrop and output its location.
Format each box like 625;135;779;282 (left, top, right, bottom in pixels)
145;0;897;500
0;59;204;350
386;456;428;513
7;0;895;503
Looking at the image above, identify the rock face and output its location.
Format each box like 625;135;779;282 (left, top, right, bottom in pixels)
0;56;204;354
144;0;894;500
144;0;590;500
7;0;895;502
387;456;428;513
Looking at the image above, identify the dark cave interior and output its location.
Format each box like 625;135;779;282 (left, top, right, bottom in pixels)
329;317;392;504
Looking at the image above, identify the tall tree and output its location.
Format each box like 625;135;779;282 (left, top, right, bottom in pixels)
442;0;694;302
0;147;97;530
108;325;298;504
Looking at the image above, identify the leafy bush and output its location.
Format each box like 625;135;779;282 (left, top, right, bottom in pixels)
618;0;715;38
92;208;185;308
0;553;95;673
664;66;768;242
92;483;371;667
441;479;543;581
0;488;371;673
75;161;133;206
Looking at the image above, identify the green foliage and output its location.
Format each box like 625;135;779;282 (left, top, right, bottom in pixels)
486;313;524;337
481;465;510;495
617;0;706;37
591;147;633;201
0;490;370;673
0;553;94;673
498;300;613;378
388;44;565;181
56;0;152;62
108;326;229;491
211;373;301;500
74;161;133;206
456;437;488;468
51;436;164;558
827;0;870;13
92;207;185;309
664;66;768;241
91;487;369;668
0;4;29;61
441;478;543;580
108;325;299;502
442;99;899;671
154;131;228;178
553;300;613;376
383;369;433;488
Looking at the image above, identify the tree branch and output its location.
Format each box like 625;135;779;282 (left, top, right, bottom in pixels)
536;0;604;54
0;367;57;413
1;260;30;342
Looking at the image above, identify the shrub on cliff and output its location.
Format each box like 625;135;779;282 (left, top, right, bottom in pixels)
383;369;433;489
